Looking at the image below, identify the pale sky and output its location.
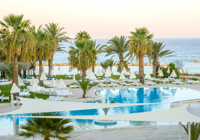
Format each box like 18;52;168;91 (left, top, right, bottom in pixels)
1;0;200;39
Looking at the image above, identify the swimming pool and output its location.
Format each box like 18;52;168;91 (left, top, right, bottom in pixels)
1;87;200;135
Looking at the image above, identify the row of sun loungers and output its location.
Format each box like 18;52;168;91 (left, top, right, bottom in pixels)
0;82;11;86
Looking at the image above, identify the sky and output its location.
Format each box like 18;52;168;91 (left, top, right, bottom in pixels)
1;0;200;39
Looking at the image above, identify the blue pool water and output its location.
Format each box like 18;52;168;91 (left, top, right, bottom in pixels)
1;87;200;135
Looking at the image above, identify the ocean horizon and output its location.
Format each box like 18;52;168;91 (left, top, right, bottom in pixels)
44;38;200;74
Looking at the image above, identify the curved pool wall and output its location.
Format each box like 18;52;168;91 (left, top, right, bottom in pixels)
1;87;200;135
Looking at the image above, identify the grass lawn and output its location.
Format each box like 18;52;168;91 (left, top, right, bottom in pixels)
0;83;50;103
55;75;82;80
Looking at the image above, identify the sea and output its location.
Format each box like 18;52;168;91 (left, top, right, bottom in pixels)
41;38;200;75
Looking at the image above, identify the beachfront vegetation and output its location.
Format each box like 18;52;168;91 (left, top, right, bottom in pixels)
117;61;129;73
104;36;130;73
129;28;154;83
19;112;74;140
182;122;200;140
0;63;25;79
30;25;53;86
75;31;91;40
107;58;115;72
148;42;174;77
44;23;69;77
73;79;98;98
162;63;179;78
68;40;94;80
0;14;34;86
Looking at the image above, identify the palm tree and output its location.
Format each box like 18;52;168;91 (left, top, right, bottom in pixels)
106;58;114;73
0;63;25;79
116;61;129;73
129;28;153;83
104;36;130;73
30;25;53;86
73;79;98;98
75;31;91;40
0;14;32;85
148;42;174;77
182;122;200;140
19;112;74;140
100;61;109;73
91;41;106;72
44;23;70;77
68;40;94;80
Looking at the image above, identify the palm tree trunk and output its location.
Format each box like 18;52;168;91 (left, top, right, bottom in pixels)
13;54;18;86
139;53;144;83
92;61;95;73
120;56;124;72
48;58;53;78
83;93;86;98
39;60;43;86
33;61;36;78
153;60;157;77
82;69;86;81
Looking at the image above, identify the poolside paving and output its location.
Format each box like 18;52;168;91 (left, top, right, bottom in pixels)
0;79;199;139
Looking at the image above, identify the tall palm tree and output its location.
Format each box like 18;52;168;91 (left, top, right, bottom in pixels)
0;14;31;85
68;40;94;80
148;42;174;77
91;41;106;72
104;36;130;73
19;112;74;140
30;25;53;86
129;28;153;83
75;31;91;40
44;23;70;77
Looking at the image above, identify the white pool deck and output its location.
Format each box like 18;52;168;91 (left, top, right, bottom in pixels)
1;79;200;140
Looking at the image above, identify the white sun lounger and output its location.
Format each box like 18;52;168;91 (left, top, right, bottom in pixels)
186;80;199;84
109;82;118;87
47;96;63;101
98;83;107;87
18;82;25;87
54;90;73;97
121;82;131;86
151;77;159;81
13;99;22;105
145;81;157;86
42;88;55;94
172;80;184;85
19;92;30;97
0;82;10;86
131;81;142;86
0;94;9;101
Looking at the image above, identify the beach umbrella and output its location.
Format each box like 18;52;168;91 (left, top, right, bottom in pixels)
170;70;177;78
79;71;82;76
57;79;66;97
105;68;111;77
158;69;164;77
30;82;40;98
40;72;47;81
50;78;58;87
109;67;112;75
73;72;75;80
10;83;20;110
157;67;161;74
102;68;104;74
122;67;127;75
96;69;102;76
42;66;44;72
89;72;97;80
145;71;151;79
119;72;125;80
18;75;23;83
34;67;39;75
167;67;170;74
58;66;60;74
30;77;36;85
129;72;136;80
